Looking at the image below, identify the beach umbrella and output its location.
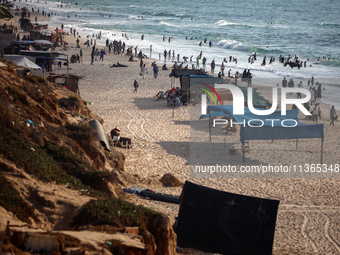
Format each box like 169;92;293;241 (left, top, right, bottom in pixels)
0;5;14;21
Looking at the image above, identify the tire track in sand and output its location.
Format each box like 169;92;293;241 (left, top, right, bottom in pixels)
125;108;155;142
322;213;340;253
300;212;319;254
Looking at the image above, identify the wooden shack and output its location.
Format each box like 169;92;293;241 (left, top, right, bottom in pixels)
48;74;80;95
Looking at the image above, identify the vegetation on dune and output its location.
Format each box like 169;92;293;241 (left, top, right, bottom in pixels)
72;198;161;229
65;121;93;141
0;68;156;231
0;127;108;196
0;173;38;224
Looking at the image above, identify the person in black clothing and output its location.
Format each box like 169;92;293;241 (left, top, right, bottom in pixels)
282;77;287;87
133;80;139;92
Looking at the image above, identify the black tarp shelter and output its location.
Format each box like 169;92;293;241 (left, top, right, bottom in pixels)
180;75;223;93
169;69;207;78
176;181;280;254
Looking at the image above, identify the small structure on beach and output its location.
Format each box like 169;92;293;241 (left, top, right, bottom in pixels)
11;56;43;76
48;74;80;95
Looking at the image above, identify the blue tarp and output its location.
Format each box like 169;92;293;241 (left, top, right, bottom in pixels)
201;105;324;144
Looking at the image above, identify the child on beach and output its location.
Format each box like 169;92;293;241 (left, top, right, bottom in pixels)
133;80;139;92
141;64;148;79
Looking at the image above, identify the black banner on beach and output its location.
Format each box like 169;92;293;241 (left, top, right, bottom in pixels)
175;181;280;254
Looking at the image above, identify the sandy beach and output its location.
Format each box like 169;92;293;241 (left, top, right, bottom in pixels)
1;9;340;253
54;33;340;253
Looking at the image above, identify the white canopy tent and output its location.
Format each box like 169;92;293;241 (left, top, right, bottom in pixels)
4;55;43;76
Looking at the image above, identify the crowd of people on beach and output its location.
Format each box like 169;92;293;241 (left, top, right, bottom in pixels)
5;1;337;127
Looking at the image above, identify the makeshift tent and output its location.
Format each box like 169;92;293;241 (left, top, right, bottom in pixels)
201;105;324;162
169;69;207;78
214;87;271;109
168;69;209;91
11;56;43;76
20;50;52;58
176;181;280;254
0;5;14;21
180;75;223;93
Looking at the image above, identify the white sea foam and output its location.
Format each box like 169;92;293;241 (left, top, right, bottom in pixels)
215;20;239;26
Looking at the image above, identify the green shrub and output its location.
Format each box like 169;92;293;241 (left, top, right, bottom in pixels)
37;76;47;83
0;102;21;129
68;95;79;102
0;173;38;224
0;128;105;196
5;85;30;106
72;198;160;228
43;143;110;188
65;121;92;141
25;75;39;84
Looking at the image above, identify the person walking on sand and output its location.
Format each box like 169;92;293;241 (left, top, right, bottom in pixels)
140;58;143;71
312;104;318;123
133;80;139;92
153;64;159;78
330;105;337;125
99;49;105;61
317;103;321;119
141;64;148;79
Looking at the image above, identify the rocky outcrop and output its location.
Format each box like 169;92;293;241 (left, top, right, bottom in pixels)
159;173;184;187
147;214;177;255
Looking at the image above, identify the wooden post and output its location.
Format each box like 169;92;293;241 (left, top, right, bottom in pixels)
320;139;323;164
242;141;245;163
66;54;69;75
209;111;211;141
296;139;298;150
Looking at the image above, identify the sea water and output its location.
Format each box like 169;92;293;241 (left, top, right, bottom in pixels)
13;0;340;109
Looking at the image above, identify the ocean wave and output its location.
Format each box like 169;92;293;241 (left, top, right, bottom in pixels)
159;21;182;28
215;20;239;26
216;40;250;51
128;15;143;20
319;23;340;27
232;43;249;51
129;5;138;8
151;11;183;18
216;39;237;49
318;59;340;67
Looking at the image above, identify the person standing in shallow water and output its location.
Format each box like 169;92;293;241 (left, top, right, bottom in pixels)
282;77;287;87
210;60;215;74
